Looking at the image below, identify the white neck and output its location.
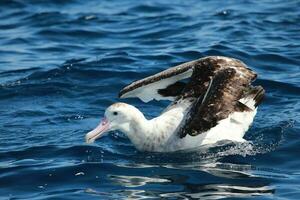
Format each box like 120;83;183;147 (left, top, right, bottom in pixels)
119;104;185;152
119;106;151;150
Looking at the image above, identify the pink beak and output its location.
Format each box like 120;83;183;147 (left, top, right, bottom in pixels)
85;118;110;144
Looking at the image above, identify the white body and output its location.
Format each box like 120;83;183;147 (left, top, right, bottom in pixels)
122;97;257;152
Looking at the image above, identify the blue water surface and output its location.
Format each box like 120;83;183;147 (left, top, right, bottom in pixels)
0;0;300;199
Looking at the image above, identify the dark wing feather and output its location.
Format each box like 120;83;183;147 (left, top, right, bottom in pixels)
180;56;257;98
177;56;261;138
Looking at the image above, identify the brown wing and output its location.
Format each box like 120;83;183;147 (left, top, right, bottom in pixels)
118;56;256;103
177;56;261;138
179;56;257;98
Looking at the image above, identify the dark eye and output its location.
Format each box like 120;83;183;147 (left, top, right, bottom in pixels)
113;111;118;116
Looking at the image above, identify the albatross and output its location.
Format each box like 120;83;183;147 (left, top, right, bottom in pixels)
85;56;265;152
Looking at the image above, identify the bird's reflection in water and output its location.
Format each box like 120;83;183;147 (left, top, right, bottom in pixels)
86;161;275;199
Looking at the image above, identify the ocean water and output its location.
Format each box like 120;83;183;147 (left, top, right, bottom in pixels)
0;0;299;199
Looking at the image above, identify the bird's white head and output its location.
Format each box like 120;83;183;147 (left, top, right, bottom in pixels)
85;102;144;144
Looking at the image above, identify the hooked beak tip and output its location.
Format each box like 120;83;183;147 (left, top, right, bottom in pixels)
85;118;110;144
85;135;94;144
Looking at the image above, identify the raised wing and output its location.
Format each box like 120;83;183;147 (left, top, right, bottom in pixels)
119;56;257;103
